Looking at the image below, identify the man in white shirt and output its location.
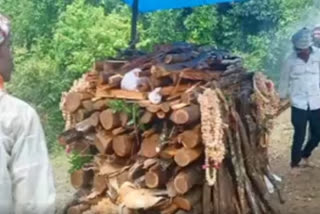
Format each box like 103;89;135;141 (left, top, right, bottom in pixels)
279;27;320;172
0;14;56;213
312;25;320;48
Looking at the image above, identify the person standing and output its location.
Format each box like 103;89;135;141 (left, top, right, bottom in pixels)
279;27;320;174
0;14;56;213
312;25;320;47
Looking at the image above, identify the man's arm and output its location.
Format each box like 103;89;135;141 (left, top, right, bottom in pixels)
278;59;291;100
10;107;56;214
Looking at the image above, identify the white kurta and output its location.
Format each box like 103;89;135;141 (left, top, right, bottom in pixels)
0;90;56;214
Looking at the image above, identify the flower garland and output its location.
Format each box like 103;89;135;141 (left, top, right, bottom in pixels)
198;88;225;186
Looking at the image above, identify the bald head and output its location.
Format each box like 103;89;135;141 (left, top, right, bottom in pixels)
0;13;13;82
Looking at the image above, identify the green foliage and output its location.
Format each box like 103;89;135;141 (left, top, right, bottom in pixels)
68;152;93;174
108;100;143;129
3;0;318;153
53;0;130;77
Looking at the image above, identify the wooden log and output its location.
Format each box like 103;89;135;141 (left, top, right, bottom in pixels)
70;169;92;189
146;104;162;113
112;134;135;157
103;60;127;73
99;109;121;130
64;92;92;113
151;65;171;78
71;140;90;154
145;164;168;188
75;112;99;132
67;204;90;214
176;202;202;214
174;167;202;195
167;179;178;198
174;147;202;167
93;174;108;194
180;68;221;81
137;81;151;92
92;99;108;110
156;111;166;119
173;187;201;211
160;145;179;159
160;203;179;214
160;102;171;113
82;100;94;112
178;125;201;149
108;74;123;88
96;88;147;100
170;105;200;125
74;108;86;123
171;103;189;111
58;128;82;146
98;71;115;84
120;112;129;127
139;111;155;124
140;134;160;158
95;131;113;154
165;53;193;64
112;127;127;136
160;85;190;96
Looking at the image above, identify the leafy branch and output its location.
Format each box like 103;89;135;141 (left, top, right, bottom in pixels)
68;152;93;174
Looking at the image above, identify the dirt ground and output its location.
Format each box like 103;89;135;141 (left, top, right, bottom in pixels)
52;109;320;214
270;109;320;214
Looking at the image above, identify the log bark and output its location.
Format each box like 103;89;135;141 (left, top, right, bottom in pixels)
100;109;121;130
59;128;82;146
174;147;202;167
202;183;213;214
173;187;201;211
71;140;90;154
178;125;201;149
140;134;160;158
170;105;200;125
174;167;202;194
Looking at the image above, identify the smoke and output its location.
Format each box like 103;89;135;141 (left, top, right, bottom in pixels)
265;0;320;82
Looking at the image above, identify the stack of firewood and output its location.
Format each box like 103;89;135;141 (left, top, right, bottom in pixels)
59;43;285;214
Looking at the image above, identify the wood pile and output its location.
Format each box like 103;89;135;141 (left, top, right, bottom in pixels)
60;43;285;214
